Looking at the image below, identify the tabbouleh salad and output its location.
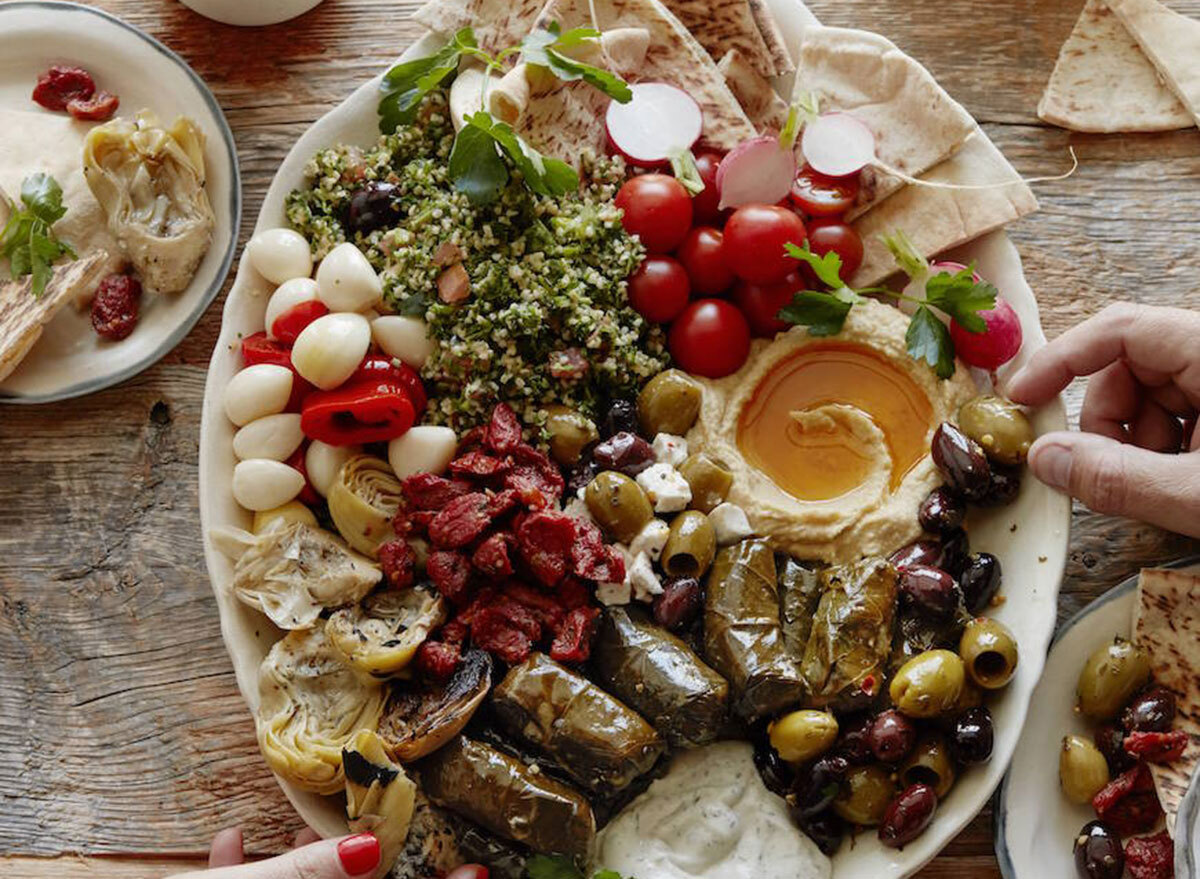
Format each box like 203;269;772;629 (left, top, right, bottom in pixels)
285;90;667;432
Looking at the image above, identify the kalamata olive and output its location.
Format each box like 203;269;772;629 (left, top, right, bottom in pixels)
1073;820;1125;879
600;398;639;438
899;564;962;619
977;463;1022;507
593;431;655;475
959;552;1002;614
950;706;994;765
1093;723;1135;775
889;539;944;571
1122;685;1176;733
345;182;403;235
918;486;966;533
868;710;917;763
931;422;991;501
753;729;795;797
834;713;875;764
940;528;971;580
652;577;702;631
565;451;600;497
878;783;937;848
791;754;850;817
795;810;846;857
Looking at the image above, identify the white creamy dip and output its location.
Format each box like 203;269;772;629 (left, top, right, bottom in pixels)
593;740;831;879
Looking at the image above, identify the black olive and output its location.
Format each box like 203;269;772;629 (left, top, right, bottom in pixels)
959;552;1002;614
977;463;1022;507
918;486;967;533
1073;820;1124;879
345;182;403;235
791;755;850;818
794;810;846;857
564;448;600;497
599;399;639;438
751;723;794;796
1122;685;1176;733
1093;723;1135;775
878;783;937;848
834;713;875;765
940;528;971;580
950;707;994;765
931;422;991;501
899;564;963;619
867;710;918;764
889;539;944;571
652;578;702;631
593;431;655;476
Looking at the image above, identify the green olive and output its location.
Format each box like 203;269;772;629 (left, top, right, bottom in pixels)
959;617;1019;690
957;395;1036;466
677;453;733;514
1059;734;1111;805
543;405;599;467
889;649;966;718
769;710;839;764
900;734;957;799
833;764;897;826
661;510;717;578
1076;637;1152;721
585;471;654;543
637;369;702;437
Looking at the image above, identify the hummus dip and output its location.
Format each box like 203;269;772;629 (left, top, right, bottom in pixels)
688;298;975;563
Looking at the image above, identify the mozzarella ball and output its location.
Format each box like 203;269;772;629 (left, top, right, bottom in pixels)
372;315;436;368
224;364;294;427
388;426;458;480
232;459;306;511
291;312;371;390
246;228;313;285
265;278;321;340
232;413;304;461
316;242;383;312
252;500;318;534
305;440;361;497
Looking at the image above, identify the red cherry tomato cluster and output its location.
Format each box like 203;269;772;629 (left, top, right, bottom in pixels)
615;159;867;378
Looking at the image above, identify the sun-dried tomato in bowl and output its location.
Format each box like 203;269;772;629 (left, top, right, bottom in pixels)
32;65;119;122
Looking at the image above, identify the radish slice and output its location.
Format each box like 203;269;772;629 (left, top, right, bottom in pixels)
715;136;797;210
801;112;876;178
605;83;703;167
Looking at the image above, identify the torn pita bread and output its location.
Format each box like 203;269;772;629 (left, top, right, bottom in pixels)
792;27;977;221
1108;0;1200;129
412;0;543;55
850;130;1038;287
1038;0;1191;133
659;0;792;78
0;251;110;382
718;48;790;131
1133;566;1200;836
748;0;794;77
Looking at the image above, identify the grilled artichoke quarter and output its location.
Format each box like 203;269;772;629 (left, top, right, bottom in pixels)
343;730;418;879
328;455;405;558
326;587;446;677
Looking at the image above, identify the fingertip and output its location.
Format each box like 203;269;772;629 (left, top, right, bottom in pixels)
208;826;245;868
1026;432;1075;492
294;827;322;849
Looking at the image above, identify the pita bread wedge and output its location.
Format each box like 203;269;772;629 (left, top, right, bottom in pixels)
1038;0;1192;132
718;48;790;131
1108;0;1200;129
412;0;544;54
658;0;792;78
748;0;794;77
792;27;977;221
1133;566;1200;836
850;131;1037;287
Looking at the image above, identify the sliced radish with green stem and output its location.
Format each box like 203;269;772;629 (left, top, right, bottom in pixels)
605;82;704;193
715;136;797;209
801;112;877;178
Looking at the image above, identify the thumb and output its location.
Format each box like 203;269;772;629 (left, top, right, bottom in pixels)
1027;432;1200;537
179;833;381;879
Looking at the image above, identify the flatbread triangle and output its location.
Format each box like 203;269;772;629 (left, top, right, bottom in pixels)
1108;0;1200;129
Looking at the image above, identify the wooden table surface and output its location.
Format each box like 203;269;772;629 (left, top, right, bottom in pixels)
1;0;1198;876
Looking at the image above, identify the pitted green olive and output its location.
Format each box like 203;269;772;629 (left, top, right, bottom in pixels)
1059;735;1111;804
585;471;654;543
1076;637;1152;721
661;510;717;579
889;649;966;718
900;734;957;799
769;710;839;764
959;618;1019;690
544;405;599;467
678;453;734;514
833;764;896;826
637;369;702;437
957;395;1036;466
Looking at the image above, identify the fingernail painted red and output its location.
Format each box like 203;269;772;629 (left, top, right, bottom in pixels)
337;833;380;876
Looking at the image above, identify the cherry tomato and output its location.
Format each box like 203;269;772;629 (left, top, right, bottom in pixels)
628;256;691;323
615;174;693;253
676;226;734;296
790;165;861;218
950;296;1023;370
691;152;725;226
271;299;330;345
446;865;490;879
733;272;806;338
722;204;807;285
806;221;864;281
668;299;751;378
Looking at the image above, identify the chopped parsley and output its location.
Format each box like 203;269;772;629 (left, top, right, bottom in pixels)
0;173;76;297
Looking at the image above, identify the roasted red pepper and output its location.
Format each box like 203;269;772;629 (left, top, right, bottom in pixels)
300;379;415;446
351;356;428;414
271;299;329;345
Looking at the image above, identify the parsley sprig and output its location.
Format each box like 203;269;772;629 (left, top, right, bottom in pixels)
778;229;998;379
525;854;626;879
0;174;76;298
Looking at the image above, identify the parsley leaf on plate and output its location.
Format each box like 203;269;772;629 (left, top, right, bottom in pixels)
378;28;479;132
519;23;633;103
923;266;998;334
0;173;76;297
455;110;578;203
784;240;845;290
907;303;955;379
448;121;511;203
778;288;860;336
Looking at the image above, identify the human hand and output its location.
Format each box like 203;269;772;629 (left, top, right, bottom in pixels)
167;828;382;879
1004;302;1199;536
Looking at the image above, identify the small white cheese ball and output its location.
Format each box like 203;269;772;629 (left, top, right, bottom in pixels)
232;459;306;511
232;413;304;461
629;518;670;563
316;242;383;312
291;312;371;390
388;425;459;481
246;228;313;285
628;551;663;602
372;315;436;368
636;462;692;513
305;441;360;498
652;433;689;467
224;363;294;427
264;278;321;340
709;502;754;546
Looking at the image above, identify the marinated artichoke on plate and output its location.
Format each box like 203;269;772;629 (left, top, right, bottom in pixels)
329;455;405;557
343;730;418;879
82;111;215;293
256;627;385;794
326;588;447;677
211;523;381;630
378;649;492;762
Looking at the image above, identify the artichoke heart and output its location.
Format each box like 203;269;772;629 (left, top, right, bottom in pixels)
343;730;418;879
211;523;382;630
256;627;386;794
327;588;447;677
329;455;404;558
82;110;215;293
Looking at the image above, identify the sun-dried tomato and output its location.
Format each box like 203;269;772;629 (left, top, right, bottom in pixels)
1125;830;1173;879
570;518;625;583
550;606;600;664
485;403;523;454
90;274;141;341
516;511;577;587
427;550;473;604
428;492;492;548
449;451;510;478
503;582;567;630
504;444;565;508
416;640;461;681
471;606;534;665
485;488;522;519
457;426;487;455
1123;730;1189;764
402;473;474;511
456;587;500;625
378;540;416;589
489;596;543;641
440;618;469;645
1093;764;1162;836
556;576;592;610
472;532;514;578
67;90;119;121
408;510;436;534
32;65;94;112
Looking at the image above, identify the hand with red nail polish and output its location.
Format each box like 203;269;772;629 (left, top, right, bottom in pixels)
167;828;382;879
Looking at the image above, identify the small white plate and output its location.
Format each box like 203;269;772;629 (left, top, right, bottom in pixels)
996;558;1200;878
0;0;240;404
